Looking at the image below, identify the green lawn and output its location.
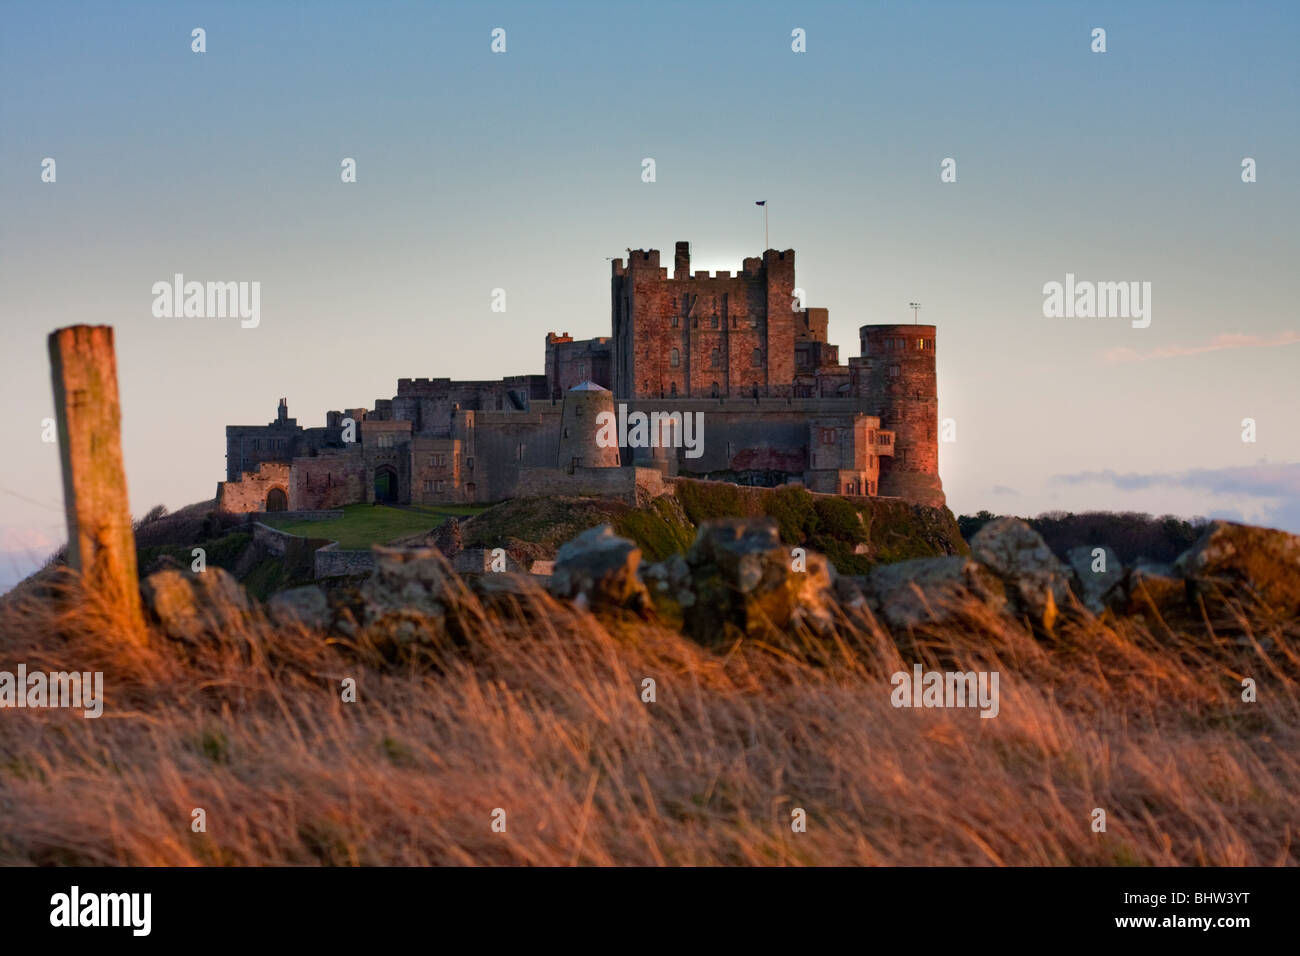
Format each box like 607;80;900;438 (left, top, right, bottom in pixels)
266;503;487;550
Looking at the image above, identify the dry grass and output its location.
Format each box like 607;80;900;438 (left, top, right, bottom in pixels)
0;564;1296;866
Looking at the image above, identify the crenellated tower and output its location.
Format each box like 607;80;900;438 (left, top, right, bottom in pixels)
857;324;944;507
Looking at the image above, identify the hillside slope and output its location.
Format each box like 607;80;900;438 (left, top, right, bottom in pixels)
429;479;967;575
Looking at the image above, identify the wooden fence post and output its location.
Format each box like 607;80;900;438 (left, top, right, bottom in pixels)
48;325;144;633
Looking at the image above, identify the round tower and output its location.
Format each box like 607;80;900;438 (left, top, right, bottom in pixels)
557;381;620;469
858;324;945;507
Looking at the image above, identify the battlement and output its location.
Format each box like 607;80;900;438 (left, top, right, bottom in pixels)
610;249;662;275
612;245;789;282
397;377;452;391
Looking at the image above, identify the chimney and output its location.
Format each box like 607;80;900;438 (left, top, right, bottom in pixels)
674;241;690;280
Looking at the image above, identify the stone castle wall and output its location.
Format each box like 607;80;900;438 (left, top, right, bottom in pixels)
216;462;291;513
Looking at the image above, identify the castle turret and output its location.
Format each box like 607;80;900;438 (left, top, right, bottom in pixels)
556;382;620;470
858;324;944;507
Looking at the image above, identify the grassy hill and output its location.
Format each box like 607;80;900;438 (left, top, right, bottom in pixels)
2;537;1294;866
267;503;487;550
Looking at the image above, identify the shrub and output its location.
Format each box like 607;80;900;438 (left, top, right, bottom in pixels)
761;485;817;544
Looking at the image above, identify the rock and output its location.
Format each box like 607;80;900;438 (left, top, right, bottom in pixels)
1065;545;1124;614
834;574;870;610
140;567;251;643
1174;521;1300;614
141;552;186;577
548;525;650;614
358;545;465;647
640;552;695;629
867;556;1007;630
681;518;838;642
1107;560;1187;618
969;517;1073;631
470;571;547;613
268;585;331;630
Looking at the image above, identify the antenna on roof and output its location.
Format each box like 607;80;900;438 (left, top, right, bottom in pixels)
908;302;921;324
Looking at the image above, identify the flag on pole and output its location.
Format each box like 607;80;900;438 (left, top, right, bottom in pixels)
755;201;766;206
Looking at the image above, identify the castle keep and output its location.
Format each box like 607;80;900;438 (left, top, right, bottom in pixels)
216;242;944;513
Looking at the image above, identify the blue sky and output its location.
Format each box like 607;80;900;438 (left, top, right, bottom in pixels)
2;0;1298;586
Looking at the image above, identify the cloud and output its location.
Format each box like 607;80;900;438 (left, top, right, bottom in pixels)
989;485;1018;496
1051;462;1300;533
1103;330;1300;364
1053;462;1300;498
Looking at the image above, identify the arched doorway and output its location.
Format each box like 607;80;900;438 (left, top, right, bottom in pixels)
266;487;288;512
374;466;398;504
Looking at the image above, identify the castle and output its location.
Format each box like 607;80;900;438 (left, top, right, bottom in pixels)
216;242;944;514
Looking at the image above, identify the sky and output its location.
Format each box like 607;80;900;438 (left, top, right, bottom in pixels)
1;0;1297;589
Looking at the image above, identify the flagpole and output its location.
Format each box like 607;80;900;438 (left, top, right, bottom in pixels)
765;204;769;250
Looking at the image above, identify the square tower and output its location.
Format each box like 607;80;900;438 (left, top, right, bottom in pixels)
610;242;805;400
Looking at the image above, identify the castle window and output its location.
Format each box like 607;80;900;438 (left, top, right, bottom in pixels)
671;315;679;328
670;382;677;397
378;433;394;448
467;457;474;471
710;314;719;329
711;381;720;398
916;338;925;350
516;443;524;460
670;348;680;368
889;365;900;378
751;349;763;367
435;480;446;493
423;479;434;493
430;454;446;467
750;315;759;329
710;348;721;369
